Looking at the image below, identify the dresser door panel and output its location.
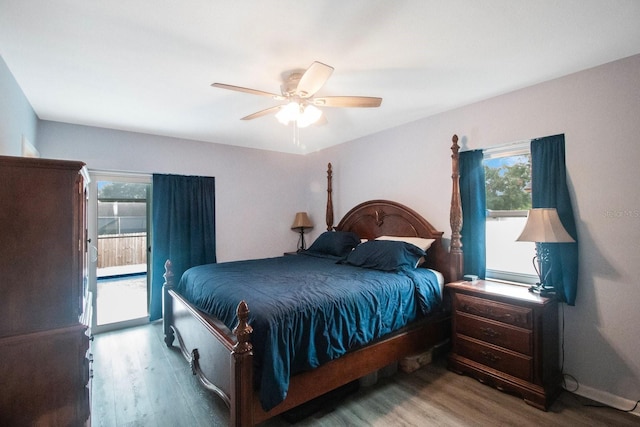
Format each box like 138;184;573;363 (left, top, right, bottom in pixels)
0;326;90;426
0;160;83;337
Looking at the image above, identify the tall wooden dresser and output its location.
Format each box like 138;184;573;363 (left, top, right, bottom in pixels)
447;280;561;410
0;155;91;425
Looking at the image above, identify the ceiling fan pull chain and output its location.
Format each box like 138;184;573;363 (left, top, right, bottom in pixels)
293;121;300;146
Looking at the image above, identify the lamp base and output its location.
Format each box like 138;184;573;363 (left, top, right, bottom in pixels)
528;283;555;297
296;229;307;251
528;253;555;297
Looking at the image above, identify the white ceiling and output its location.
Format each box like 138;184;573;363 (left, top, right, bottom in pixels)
1;1;640;155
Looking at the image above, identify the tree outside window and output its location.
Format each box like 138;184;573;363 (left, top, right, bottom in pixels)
484;151;536;283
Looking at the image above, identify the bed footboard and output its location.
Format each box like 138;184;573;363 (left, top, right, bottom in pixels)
162;260;175;347
163;260;256;426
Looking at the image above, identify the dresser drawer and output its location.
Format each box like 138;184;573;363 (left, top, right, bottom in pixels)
455;312;532;355
456;335;533;381
454;293;533;329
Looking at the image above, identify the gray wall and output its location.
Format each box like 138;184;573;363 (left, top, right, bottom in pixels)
0;56;38;156
308;54;640;413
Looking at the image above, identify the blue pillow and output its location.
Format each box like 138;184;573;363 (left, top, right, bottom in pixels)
306;231;361;257
343;240;426;271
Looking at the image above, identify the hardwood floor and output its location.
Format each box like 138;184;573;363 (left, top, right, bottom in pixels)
92;323;639;426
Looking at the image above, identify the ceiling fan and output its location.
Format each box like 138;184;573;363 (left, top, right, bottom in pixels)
211;61;382;128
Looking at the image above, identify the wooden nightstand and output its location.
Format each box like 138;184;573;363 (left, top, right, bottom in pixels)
446;280;561;410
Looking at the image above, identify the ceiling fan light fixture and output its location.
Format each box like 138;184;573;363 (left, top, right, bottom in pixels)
297;104;322;128
275;102;300;125
275;102;322;128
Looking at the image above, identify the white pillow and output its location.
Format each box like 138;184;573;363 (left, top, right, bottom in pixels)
375;235;436;251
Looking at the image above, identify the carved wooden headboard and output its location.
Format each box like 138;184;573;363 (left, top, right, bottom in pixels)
323;134;463;283
335;199;443;240
335;199;450;280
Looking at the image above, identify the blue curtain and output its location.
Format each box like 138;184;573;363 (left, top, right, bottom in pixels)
531;134;579;305
460;149;486;279
149;174;217;320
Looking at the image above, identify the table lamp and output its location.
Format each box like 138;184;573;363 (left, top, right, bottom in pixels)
516;208;575;295
291;212;313;251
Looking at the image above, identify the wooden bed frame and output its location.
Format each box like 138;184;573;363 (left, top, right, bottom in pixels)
162;134;463;426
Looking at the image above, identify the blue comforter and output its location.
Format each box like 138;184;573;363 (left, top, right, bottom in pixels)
177;253;441;411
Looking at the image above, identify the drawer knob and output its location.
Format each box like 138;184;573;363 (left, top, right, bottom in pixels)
480;327;500;338
481;350;501;363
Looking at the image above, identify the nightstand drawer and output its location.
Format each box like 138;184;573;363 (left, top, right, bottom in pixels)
454;293;533;329
456;335;533;381
456;312;532;355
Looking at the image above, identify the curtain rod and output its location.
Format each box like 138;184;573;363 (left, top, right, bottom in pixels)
89;168;152;178
481;139;531;157
88;169;152;185
459;139;530;154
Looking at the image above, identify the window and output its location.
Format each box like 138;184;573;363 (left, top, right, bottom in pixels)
483;141;537;284
97;182;148;235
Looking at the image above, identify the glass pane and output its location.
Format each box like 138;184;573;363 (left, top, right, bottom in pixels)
96;180;149;325
486;216;536;275
484;154;531;211
483;151;534;280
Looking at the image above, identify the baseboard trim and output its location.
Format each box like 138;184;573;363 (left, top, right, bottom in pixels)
563;378;640;417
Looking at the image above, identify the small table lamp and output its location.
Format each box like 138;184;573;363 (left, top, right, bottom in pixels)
516;208;575;295
291;212;313;251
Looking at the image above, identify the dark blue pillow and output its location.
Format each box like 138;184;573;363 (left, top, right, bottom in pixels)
343;240;426;271
306;231;361;257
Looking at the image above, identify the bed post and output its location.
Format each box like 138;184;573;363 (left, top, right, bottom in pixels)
163;259;175;346
326;162;334;231
231;301;254;427
450;135;464;281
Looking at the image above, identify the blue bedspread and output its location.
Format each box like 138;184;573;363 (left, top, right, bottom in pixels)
177;253;441;411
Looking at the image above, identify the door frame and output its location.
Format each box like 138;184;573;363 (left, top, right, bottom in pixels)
88;170;152;334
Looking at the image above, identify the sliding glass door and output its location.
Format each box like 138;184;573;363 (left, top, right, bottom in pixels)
88;172;151;333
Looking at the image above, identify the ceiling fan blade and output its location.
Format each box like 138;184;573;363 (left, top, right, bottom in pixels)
211;83;284;100
296;62;334;98
312;96;382;108
240;105;282;120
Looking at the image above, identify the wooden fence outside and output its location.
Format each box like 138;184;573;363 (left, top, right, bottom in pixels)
98;233;147;269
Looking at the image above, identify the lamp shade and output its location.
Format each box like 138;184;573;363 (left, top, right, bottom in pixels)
516;208;575;243
291;212;313;230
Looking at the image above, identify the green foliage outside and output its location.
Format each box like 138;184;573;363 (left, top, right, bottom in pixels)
484;155;532;211
98;182;148;200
